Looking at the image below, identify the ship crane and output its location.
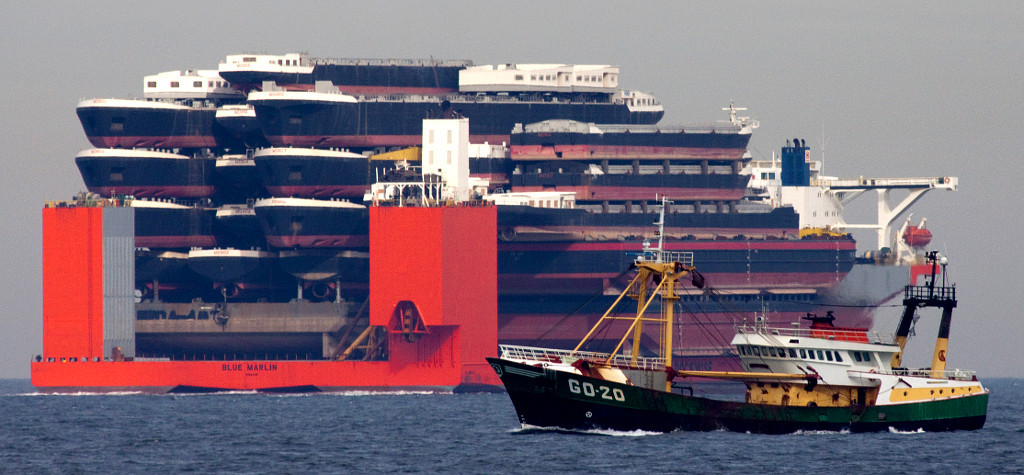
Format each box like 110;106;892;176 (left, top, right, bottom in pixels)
820;175;958;256
746;143;957;265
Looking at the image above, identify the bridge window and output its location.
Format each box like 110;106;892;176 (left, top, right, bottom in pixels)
799;349;807;359
193;81;202;87
147;81;157;88
825;351;833;362
515;75;523;81
788;349;797;358
834;352;843;362
170;81;179;88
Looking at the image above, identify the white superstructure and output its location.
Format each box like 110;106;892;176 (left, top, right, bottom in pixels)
219;53;313;75
143;70;242;101
460;63;619;94
732;321;983;406
747;143;958;260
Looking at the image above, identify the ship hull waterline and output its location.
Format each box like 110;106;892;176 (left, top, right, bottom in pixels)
30;360;473;394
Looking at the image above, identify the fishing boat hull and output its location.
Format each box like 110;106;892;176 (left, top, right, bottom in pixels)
488;358;988;434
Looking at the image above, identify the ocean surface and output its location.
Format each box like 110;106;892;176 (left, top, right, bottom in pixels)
2;378;1022;473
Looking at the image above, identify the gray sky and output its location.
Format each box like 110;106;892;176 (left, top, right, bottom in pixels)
1;1;1020;378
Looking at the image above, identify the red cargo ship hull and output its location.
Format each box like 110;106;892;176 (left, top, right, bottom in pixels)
33;204;501;393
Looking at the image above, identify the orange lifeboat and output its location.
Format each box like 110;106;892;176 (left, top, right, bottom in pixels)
903;225;933;248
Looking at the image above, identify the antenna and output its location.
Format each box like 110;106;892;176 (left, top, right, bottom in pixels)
656;196;668;256
818;124;830;176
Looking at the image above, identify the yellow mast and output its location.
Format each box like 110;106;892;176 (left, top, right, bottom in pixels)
569;198;697;392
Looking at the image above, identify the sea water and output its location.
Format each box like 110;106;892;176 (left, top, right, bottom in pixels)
1;379;1022;473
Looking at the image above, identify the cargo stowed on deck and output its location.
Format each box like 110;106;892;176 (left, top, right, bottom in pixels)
252;147;371;199
75;148;216;199
247;62;664;149
76;98;225;150
507;104;756;202
253;197;369;248
217;53;471;95
130;198;216;249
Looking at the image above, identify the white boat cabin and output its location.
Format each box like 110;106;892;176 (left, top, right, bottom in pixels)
144;70;243;101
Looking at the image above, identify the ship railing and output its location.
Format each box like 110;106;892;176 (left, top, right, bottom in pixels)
811;176;956;189
499;344;667;371
735;324;895;345
45;196;132;209
311;57;473;67
633;250;694;266
904;284;956;302
592;123;741;134
877;367;978;381
356;92;614;105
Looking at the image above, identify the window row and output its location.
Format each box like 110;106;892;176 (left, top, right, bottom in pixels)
738;344;847;363
148;80;230;89
240;57;297;66
851;351;873;363
515;74;615;83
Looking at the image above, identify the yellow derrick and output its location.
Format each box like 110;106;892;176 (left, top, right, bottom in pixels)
370;147;421;162
572;259;689;392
